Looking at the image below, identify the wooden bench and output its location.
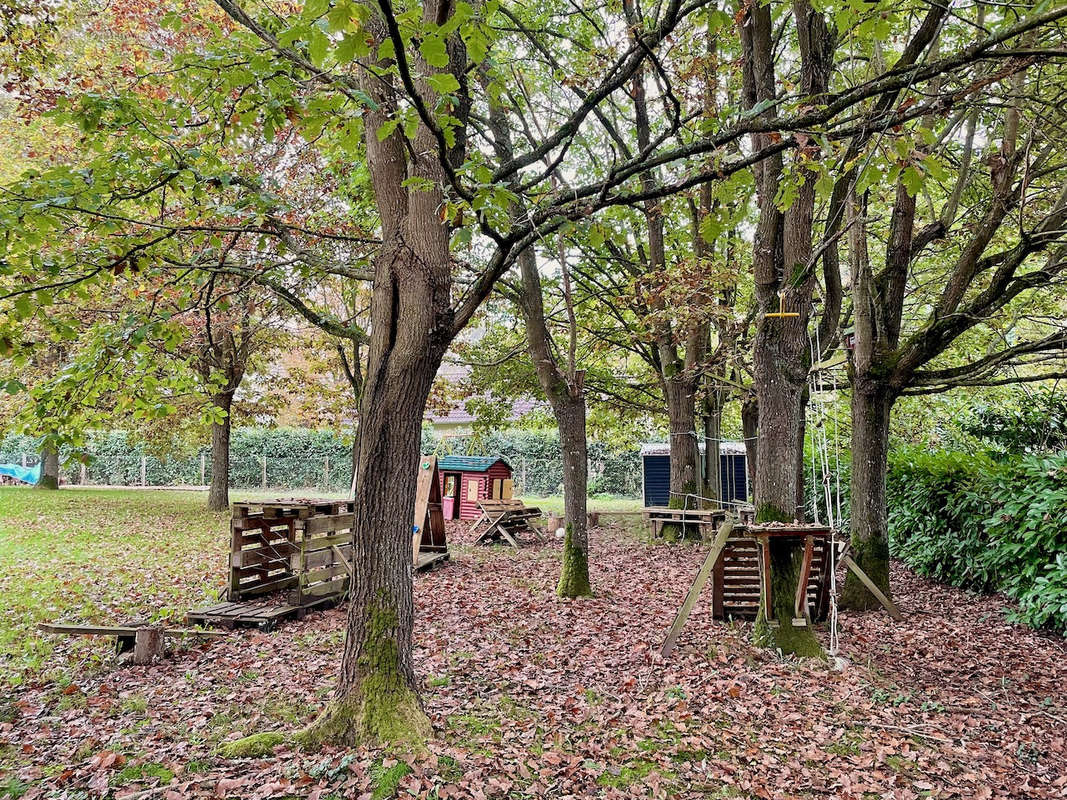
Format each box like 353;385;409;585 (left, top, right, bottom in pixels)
39;623;226;664
471;499;543;548
644;506;728;539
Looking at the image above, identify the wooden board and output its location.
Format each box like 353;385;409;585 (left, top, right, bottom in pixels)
186;595;339;630
413;456;448;566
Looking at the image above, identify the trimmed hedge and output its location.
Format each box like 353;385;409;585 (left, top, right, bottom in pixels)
888;448;1067;634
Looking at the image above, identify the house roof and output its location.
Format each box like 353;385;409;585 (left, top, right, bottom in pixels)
426;398;541;425
436;455;510;473
640;441;747;457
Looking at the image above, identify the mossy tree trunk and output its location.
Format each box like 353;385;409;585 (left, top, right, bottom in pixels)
35;444;60;490
513;243;592;598
207;393;232;512
841;381;894;608
297;1;463;747
743;0;831;658
300;237;449;749
556;397;591;597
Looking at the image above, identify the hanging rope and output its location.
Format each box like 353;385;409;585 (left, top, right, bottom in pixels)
808;314;843;656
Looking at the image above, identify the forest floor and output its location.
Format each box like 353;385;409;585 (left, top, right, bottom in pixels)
0;488;1064;800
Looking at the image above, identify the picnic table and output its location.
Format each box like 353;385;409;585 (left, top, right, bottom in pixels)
471;499;544;548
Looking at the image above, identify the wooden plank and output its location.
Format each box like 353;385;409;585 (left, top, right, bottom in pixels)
795;535;815;621
841;554;903;620
39;623;227;638
660;517;735;659
305;513;356;535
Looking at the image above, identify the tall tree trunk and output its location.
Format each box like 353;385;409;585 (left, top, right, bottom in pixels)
665;378;700;506
297;242;449;748
35;444;59;490
742;394;758;500
515;245;592;597
840;380;895;609
556;393;591;597
701;392;723;506
207;395;232;511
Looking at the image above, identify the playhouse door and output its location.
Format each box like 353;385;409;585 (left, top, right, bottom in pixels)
442;473;459;519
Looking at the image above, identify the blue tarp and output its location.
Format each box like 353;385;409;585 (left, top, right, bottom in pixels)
0;463;41;485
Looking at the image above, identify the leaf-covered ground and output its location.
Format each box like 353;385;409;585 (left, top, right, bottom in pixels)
1;489;1064;799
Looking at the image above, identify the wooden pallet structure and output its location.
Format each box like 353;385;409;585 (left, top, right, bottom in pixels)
471;499;544;548
713;524;833;621
661;519;901;658
188;469;450;629
38;622;227;664
644;505;755;539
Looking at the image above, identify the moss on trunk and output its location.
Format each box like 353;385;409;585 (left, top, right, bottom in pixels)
557;523;592;598
839;534;891;611
295;597;431;751
752;526;825;659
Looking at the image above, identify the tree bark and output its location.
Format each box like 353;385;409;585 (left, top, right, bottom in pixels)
35;444;60;490
665;378;700;506
207;395;232;512
556;393;591;598
840;380;895;609
742;393;758;499
701;393;723;506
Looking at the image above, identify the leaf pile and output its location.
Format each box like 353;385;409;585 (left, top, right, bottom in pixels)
2;503;1064;799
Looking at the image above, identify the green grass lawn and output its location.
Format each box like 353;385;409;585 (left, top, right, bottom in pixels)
0;487;642;688
0;488;229;687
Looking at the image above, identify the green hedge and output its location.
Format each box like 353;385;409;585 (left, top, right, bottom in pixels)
0;426;642;497
888;448;1067;634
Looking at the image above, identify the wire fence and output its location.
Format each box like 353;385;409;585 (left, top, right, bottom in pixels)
0;451;643;498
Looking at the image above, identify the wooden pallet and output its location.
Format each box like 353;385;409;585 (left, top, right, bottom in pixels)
186;595;339;631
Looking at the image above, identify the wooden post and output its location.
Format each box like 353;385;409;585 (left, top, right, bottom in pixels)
132;625;164;665
324;455;330;489
261;455;267;489
200;453;206;486
587;511;600;528
20;453;26;468
841;554;903;620
79;463;86;485
521;458;527;495
140;456;147;487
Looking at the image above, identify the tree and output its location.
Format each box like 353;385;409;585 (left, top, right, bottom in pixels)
839;12;1067;608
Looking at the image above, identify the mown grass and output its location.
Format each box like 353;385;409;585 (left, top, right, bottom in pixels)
0;488;227;687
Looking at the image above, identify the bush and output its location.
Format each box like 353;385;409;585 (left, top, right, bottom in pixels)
887;448;1067;634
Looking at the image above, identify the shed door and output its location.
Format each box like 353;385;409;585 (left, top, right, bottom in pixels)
466;478;480;502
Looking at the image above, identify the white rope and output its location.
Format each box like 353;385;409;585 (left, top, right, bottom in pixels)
809;315;841;656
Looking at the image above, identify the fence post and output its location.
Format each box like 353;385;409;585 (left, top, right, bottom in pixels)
200;453;206;486
521;458;527;495
261;455;267;489
20;453;26;468
80;463;86;485
324;455;330;489
140;456;147;487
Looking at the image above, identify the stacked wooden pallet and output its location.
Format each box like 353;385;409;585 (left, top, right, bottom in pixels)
228;498;355;606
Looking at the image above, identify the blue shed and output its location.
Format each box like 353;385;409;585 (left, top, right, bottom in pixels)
640;442;748;507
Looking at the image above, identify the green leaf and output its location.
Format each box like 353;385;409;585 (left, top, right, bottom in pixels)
427;73;461;95
419;36;449;68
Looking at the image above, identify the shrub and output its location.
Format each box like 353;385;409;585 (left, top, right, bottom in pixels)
887;448;1067;634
